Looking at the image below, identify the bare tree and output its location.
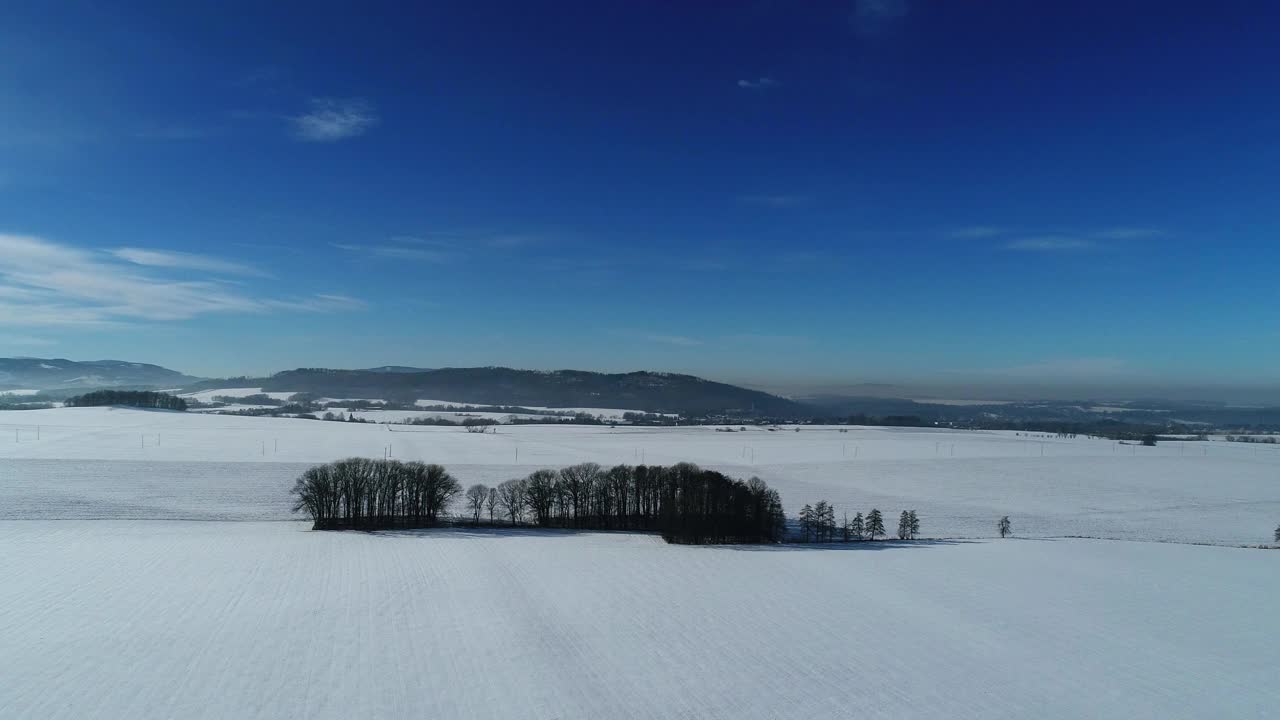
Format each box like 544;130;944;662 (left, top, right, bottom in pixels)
486;487;499;524
497;478;527;524
466;484;489;524
558;462;601;526
524;469;559;526
999;515;1012;538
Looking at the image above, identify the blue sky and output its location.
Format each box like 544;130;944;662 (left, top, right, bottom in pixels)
2;1;1278;391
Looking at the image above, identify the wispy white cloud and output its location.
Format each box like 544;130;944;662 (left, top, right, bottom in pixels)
737;76;778;90
949;225;1007;239
111;247;268;277
333;240;456;263
1093;227;1165;240
292;97;378;142
1004;237;1098;252
263;294;367;313
851;0;909;35
0;233;363;328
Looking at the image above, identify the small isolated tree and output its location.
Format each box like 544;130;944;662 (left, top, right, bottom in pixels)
898;511;911;540
466;484;489;523
908;510;920;540
866;509;885;541
849;512;864;542
1275;524;1279;544
485;487;499;524
999;515;1012;538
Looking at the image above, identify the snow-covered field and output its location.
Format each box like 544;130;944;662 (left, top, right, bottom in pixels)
1;521;1276;720
1;406;1277;719
415;397;663;419
2;407;1278;544
179;387;297;403
325;407;552;423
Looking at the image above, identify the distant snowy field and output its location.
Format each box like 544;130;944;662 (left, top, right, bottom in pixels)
2;407;1278;544
0;522;1275;720
1;407;1278;718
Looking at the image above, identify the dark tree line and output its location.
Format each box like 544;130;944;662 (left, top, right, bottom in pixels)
291;458;462;529
484;462;786;544
293;459;786;543
64;390;187;411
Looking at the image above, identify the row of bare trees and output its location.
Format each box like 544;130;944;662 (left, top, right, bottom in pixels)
291;458;462;529
456;462;787;544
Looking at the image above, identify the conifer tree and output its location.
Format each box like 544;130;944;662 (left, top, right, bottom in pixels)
908;510;920;540
849;512;864;541
866;508;885;540
999;515;1012;538
799;504;814;542
813;501;836;542
898;511;911;540
1274;523;1279;544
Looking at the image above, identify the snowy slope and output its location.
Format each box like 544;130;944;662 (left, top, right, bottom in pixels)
415;397;661;419
2;407;1278;544
0;522;1274;720
180;387;297;403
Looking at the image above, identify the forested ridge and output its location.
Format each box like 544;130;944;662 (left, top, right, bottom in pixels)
265;367;803;417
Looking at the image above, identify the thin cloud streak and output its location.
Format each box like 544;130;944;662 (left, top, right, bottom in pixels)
292;98;378;142
111;248;269;277
333;242;456;263
1004;237;1097;252
0;233;364;328
737;76;778;90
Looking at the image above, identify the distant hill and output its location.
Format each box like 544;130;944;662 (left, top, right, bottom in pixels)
262;367;805;416
0;358;198;391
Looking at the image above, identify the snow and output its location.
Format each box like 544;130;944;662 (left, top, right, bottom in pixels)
415;397;663;419
179;387;296;403
0;388;40;396
0;522;1275;720
326;407;553;423
2;406;1278;718
1;408;1278;545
